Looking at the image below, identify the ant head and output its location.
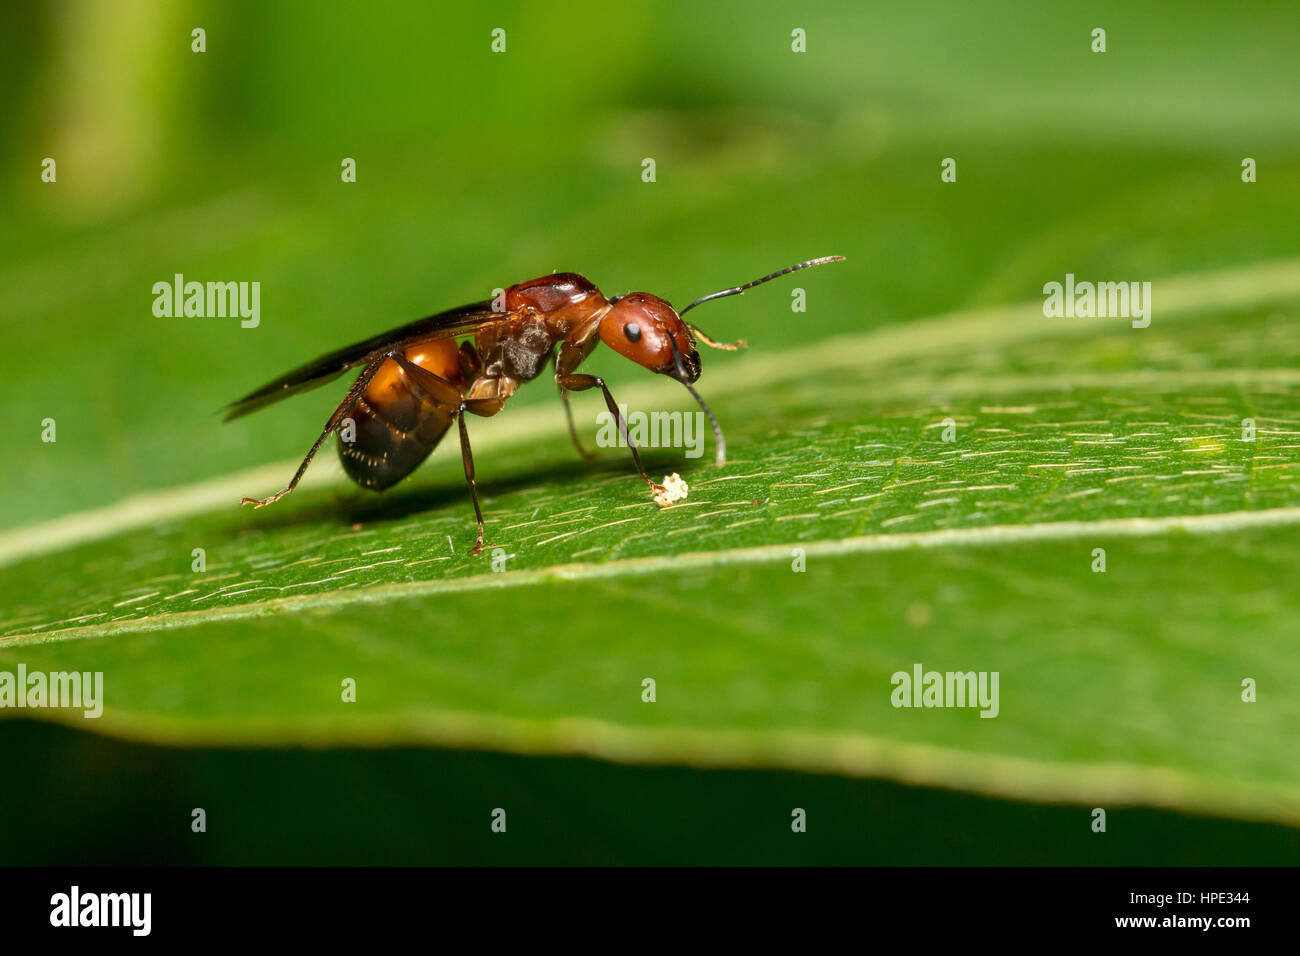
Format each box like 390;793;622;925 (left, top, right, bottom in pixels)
598;292;701;383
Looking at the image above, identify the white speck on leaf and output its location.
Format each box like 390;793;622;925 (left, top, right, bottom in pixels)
654;473;689;507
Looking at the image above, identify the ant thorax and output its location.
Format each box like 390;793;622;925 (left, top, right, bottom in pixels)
475;316;563;384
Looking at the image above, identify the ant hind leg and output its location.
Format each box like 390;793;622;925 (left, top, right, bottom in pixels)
241;355;386;508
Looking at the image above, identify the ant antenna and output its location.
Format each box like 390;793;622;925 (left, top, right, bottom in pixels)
678;255;845;317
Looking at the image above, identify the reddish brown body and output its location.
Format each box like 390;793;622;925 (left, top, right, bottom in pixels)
338;272;699;497
226;257;843;552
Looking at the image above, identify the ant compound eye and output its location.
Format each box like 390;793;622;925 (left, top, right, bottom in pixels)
623;323;642;343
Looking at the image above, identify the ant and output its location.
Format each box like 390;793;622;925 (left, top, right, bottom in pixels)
227;255;844;553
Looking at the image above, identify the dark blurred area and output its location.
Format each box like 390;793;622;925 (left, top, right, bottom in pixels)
5;720;1298;865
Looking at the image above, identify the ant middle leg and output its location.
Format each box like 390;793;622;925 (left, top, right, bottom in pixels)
389;353;509;554
455;396;506;555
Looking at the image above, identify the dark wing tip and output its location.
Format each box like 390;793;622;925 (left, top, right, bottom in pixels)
221;395;264;423
221;375;342;423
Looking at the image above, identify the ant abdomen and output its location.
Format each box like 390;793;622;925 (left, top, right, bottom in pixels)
338;339;464;491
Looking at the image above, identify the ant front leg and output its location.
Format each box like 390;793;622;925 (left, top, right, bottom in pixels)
556;373;665;497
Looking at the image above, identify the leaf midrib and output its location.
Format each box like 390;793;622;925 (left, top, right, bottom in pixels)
8;505;1300;647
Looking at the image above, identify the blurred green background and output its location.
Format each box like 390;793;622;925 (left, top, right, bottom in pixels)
3;0;1299;864
5;0;1298;528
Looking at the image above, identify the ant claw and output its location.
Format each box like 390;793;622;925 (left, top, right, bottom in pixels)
469;541;500;557
241;492;287;509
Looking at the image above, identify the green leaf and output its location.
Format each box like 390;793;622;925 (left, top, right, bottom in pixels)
4;260;1299;827
6;3;1300;858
